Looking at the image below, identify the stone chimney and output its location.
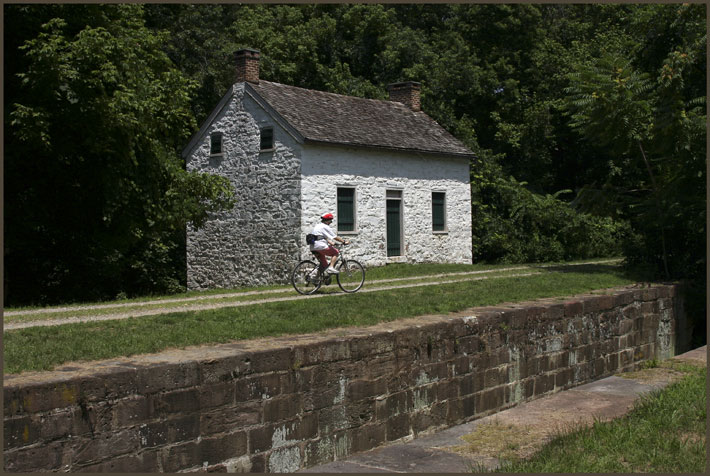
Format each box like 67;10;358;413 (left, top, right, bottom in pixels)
235;48;260;84
386;81;421;112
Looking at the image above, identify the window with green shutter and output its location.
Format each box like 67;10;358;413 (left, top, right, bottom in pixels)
432;192;446;232
337;187;355;232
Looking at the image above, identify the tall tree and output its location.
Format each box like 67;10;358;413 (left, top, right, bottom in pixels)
5;4;234;305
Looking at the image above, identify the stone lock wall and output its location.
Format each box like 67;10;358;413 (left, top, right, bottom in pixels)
3;285;686;472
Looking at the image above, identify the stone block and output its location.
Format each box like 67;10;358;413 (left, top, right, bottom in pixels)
364;353;398;379
385;413;411;442
350;333;397;360
417;361;449;382
159;440;201;473
79;368;140;402
248;424;276;454
435;379;459;402
6;381;81;415
449;355;471;376
198;354;251;385
135;362;200;395
3;415;38;449
544;303;565;320
376;390;411;420
346;377;388;402
523;378;535;399
534;373;555;396
553;368;574;389
199;381;236;409
564;300;584;317
200;401;261;436
200;431;248;466
248;452;267;473
348;422;387;453
139;414;200;448
263;394;303;423
461;394;476;417
76;449;161;472
292;339;351;367
455;335;482;354
248;348;292;374
74;428;141;465
503;307;529;329
153;387;201;416
483;367;506;388
641;287;659;301
235;372;286;402
475;386;505;414
411;405;447;436
446;397;464;424
267;444;304;473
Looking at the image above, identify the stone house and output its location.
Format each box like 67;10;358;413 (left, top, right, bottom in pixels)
183;49;475;290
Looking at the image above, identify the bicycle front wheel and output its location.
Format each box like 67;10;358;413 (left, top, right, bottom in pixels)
336;259;365;293
292;260;321;295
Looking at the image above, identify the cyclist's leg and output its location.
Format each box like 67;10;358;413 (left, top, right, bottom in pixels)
322;246;340;272
313;251;328;271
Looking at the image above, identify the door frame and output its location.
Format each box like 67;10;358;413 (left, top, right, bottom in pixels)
386;189;403;257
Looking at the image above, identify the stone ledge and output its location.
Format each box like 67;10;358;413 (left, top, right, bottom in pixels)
4;284;688;472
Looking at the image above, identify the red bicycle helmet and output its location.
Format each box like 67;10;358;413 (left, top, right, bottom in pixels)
321;213;334;220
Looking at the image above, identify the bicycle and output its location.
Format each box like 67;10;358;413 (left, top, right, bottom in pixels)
291;243;366;295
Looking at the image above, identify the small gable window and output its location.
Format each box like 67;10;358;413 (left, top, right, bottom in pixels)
432;191;446;232
210;132;223;155
260;127;274;151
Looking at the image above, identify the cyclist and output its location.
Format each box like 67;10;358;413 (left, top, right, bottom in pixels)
310;212;350;274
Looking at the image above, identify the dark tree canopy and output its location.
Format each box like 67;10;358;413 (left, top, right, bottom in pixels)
4;4;706;316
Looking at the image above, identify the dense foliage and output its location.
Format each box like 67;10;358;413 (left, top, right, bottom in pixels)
5;4;705;323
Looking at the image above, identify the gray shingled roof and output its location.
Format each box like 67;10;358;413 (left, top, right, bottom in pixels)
248;80;474;158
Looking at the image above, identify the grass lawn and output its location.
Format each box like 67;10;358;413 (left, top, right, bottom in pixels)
4;262;637;374
485;360;706;473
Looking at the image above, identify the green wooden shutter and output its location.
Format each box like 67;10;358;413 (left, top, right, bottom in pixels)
386;199;401;256
432;192;445;231
337;188;354;231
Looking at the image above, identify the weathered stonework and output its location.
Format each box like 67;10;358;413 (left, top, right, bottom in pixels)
183;82;473;291
3;285;688;472
301;145;472;266
185;84;302;289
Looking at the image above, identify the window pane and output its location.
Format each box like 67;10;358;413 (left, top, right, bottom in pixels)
432;192;445;231
260;127;273;150
210;132;222;155
337;188;355;232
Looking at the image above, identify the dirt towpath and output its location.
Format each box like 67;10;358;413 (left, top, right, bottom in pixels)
3;259;621;331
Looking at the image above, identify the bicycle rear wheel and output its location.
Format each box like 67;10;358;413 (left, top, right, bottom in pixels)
292;260;322;295
336;259;365;293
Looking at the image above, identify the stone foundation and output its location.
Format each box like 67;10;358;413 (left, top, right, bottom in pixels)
3;284;687;472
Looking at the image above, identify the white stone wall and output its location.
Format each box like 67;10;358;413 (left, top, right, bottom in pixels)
300;144;472;267
185;84;302;290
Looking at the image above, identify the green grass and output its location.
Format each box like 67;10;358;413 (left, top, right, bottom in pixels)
3;268;541;324
487;361;706;473
3;258;622;324
4;258;621;314
4;264;634;374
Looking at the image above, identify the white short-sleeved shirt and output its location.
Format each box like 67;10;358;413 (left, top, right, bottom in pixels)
310;222;336;251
